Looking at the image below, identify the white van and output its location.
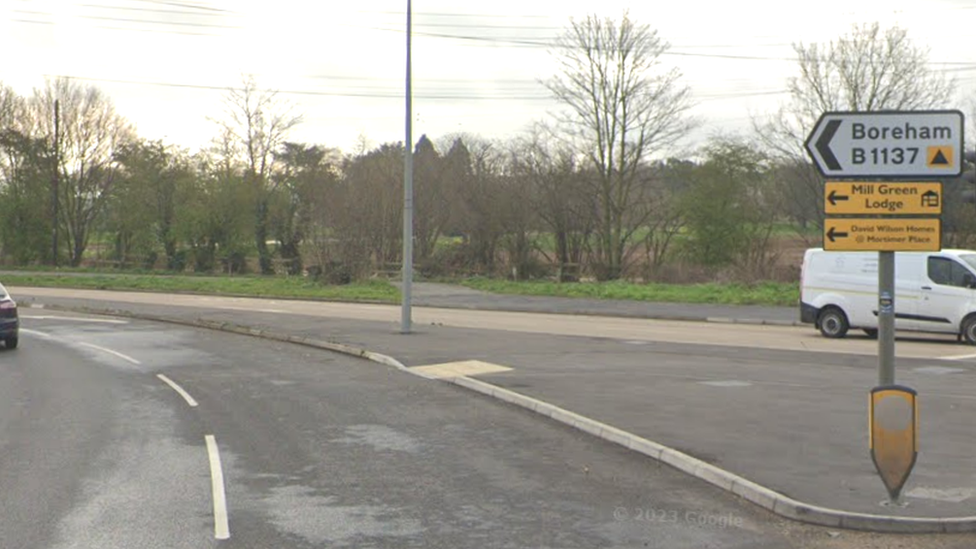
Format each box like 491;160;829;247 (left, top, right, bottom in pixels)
800;248;976;344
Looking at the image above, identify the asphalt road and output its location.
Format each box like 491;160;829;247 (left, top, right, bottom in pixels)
14;286;974;360
9;304;976;547
6;311;814;548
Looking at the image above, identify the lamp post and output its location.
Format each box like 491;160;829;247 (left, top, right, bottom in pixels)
401;0;414;334
52;99;59;268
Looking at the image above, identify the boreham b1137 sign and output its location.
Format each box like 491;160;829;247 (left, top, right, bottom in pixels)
805;111;964;178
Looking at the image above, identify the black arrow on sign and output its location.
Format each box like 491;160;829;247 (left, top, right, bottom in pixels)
827;226;849;242
828;190;850;206
816;119;843;171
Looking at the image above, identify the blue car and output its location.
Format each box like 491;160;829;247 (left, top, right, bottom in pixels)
0;283;18;349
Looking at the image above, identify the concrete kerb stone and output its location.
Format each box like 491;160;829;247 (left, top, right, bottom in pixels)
730;478;779;512
23;301;976;533
693;462;737;493
658;447;699;477
600;425;637;449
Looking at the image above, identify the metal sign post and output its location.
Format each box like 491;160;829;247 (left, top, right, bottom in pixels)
807;109;964;503
878;252;895;386
401;0;414;334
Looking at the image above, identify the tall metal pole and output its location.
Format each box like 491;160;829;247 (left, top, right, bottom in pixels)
878;251;896;385
52;99;60;268
401;0;414;334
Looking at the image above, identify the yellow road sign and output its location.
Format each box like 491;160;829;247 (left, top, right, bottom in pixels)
870;386;918;501
824;182;942;215
823;218;941;251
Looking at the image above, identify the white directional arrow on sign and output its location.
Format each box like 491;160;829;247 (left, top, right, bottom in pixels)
805;110;964;178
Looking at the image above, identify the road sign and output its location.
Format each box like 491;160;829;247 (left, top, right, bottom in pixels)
824;182;942;215
869;385;918;502
823;218;941;251
806;110;964;177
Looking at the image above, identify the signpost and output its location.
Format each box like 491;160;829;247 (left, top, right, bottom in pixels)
806;109;965;504
806;111;964;178
824;182;942;216
822;218;941;252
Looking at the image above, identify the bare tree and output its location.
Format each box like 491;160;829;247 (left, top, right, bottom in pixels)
0;83;24;133
757;23;955;231
412;135;451;262
440;134;508;274
271;142;339;275
545;11;695;280
30;77;135;266
214;75;302;274
510;124;590;279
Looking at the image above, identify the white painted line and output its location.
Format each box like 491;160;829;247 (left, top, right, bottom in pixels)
912;366;966;375
944;353;976;361
77;342;141;365
409;360;513;379
21;314;128;324
20;328;53;339
205;435;231;540
156;374;199;407
699;380;753;387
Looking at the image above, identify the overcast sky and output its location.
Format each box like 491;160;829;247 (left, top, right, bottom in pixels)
4;0;975;155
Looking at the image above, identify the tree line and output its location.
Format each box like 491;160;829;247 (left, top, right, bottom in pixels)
1;17;973;282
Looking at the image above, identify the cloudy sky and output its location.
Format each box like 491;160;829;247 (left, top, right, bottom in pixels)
4;0;975;154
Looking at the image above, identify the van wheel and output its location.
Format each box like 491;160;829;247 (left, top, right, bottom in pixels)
818;308;849;338
961;317;976;345
863;329;879;339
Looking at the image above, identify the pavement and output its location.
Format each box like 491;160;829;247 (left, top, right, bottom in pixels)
12;282;976;533
403;282;800;325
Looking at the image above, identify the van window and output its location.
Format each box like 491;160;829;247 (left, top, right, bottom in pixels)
928;257;974;288
961;254;976;272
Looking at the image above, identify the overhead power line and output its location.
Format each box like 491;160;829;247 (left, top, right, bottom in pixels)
45;73;814;104
79;2;228;17
136;0;231;13
46;75;556;101
80;14;240;29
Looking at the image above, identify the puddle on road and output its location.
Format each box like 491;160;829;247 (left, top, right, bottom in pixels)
261;485;425;546
333;424;422;454
906;486;975;503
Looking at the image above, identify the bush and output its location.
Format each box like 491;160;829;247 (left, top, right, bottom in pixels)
419;243;483;278
316;261;352;285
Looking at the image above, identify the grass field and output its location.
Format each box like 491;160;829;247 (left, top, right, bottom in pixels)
458;278;798;306
0;272;401;303
0;269;798;307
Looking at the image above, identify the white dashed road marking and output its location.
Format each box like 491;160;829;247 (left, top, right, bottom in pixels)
205;435;231;540
156;374;199;407
699;380;753;387
77;342;141;365
21;315;128;324
20;328;53;339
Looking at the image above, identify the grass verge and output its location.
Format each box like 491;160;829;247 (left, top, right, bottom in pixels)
0;272;400;303
457;278;798;307
0;268;798;307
